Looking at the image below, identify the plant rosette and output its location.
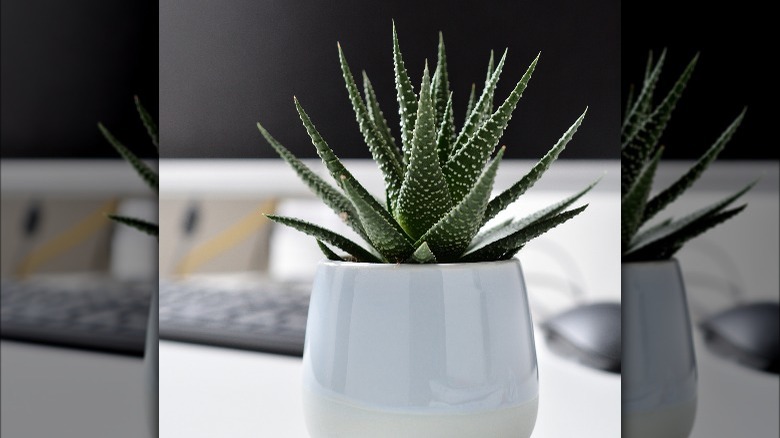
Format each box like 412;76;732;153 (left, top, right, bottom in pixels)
258;24;597;437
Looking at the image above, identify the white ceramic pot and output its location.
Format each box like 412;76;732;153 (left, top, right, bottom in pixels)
622;259;697;438
144;289;158;438
301;259;539;438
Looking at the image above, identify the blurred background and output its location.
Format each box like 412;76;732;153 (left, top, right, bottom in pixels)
1;1;157;437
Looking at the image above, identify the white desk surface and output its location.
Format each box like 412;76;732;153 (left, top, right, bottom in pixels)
0;340;148;438
160;331;622;438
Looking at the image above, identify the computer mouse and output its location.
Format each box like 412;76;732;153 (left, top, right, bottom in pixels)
700;301;779;374
541;302;621;373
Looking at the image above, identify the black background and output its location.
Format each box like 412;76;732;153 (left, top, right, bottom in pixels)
159;0;620;159
622;1;776;160
3;1;773;161
1;0;158;159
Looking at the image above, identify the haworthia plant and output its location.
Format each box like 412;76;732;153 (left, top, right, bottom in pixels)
622;52;752;262
99;96;159;237
259;25;595;263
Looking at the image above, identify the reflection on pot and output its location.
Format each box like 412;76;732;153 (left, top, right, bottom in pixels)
302;259;538;438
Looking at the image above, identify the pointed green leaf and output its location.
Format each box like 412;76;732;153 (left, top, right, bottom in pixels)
432;32;452;129
622;54;697;194
472;178;598;251
108;214;158;237
627;181;755;255
482;108;586;226
642;109;745;223
395;62;452;240
257;122;367;241
470;217;513;249
452;49;508;158
338;44;404;206
436;93;456;165
407;242;437;264
625;204;747;262
444;54;538;203
295;99;406;250
624;83;635;121
267;215;381;263
460;205;588;262
622;147;662;253
317;240;344;261
294;98;404;246
638;50;662;117
362;71;402;164
481;50;496;121
341;175;415;262
464;83;476;125
631;217;673;248
134;95;158;149
418;148;505;262
98;123;158;193
392;22;418;161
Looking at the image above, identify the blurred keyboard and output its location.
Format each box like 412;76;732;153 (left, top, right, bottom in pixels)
159;278;310;356
1;277;152;356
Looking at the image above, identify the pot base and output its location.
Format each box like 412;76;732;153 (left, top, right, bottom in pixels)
302;389;538;438
622;398;697;438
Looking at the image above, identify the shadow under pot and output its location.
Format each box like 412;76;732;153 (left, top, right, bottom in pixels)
302;259;539;438
622;259;698;438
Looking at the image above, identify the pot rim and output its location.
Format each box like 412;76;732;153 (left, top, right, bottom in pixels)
317;257;521;270
621;257;680;267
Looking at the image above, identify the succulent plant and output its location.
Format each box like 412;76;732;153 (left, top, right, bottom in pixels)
622;51;753;262
258;24;595;264
99;96;159;237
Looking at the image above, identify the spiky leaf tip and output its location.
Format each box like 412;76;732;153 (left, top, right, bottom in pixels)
362;71;401;163
337;44;404;205
392;21;418;160
133;95;158;148
432;31;452;129
395;61;452;240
